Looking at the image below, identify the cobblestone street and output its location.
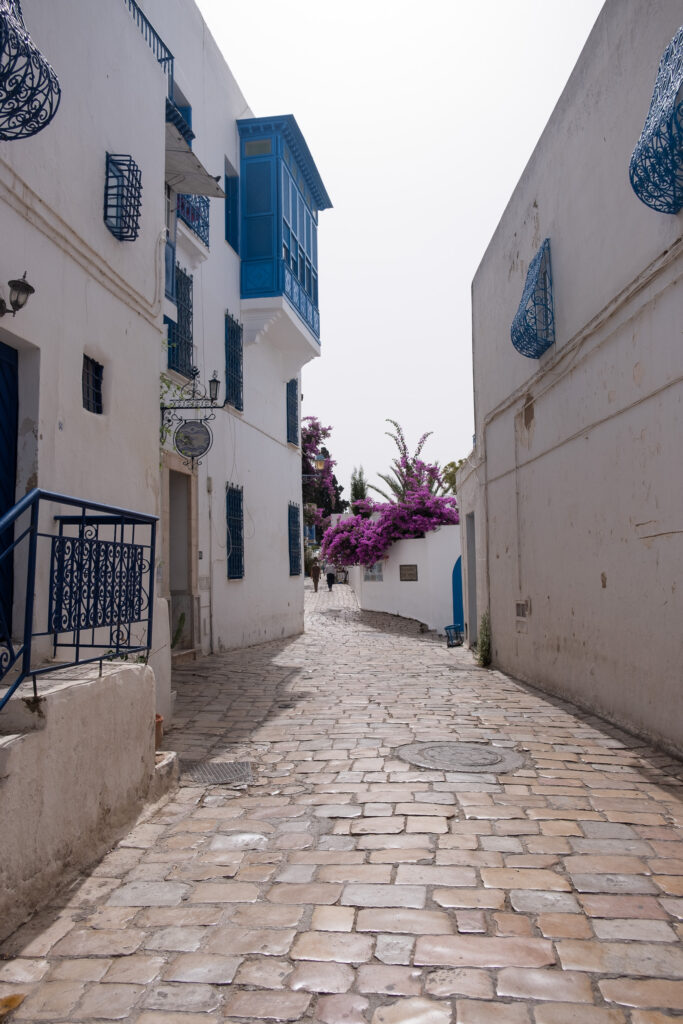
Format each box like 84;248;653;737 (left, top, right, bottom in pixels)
3;581;683;1023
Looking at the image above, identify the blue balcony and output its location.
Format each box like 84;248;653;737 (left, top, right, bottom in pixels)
237;116;331;343
177;194;209;247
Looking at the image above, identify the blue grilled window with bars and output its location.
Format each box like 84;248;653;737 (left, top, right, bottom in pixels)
225;312;243;411
104;153;142;241
286;378;298;445
177;194;210;247
166;265;193;377
288;503;301;576
226;485;244;579
82;355;103;414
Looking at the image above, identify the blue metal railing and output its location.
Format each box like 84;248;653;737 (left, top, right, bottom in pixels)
281;261;320;340
0;489;157;712
177;194;210;247
123;0;174;98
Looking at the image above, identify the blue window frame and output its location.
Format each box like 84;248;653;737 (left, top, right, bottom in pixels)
288;503;301;576
226;485;244;579
225;173;239;252
82;355;103;414
286;378;298;445
104;153;142;241
225;311;243;411
166;265;193;377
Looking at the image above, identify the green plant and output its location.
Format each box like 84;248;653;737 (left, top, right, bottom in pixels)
478;610;491;667
171;612;186;650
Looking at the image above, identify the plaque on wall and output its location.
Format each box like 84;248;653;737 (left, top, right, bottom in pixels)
399;564;418;581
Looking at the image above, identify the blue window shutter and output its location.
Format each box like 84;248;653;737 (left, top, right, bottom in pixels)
288;503;301;576
286;379;298;445
225;312;243;411
226;485;244;579
225;175;239;251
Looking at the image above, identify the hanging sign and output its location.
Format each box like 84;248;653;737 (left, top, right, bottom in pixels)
173;419;212;462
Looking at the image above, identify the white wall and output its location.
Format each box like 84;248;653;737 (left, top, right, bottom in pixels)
460;0;683;754
350;525;462;634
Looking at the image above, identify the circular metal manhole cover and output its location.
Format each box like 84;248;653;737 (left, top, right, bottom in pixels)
396;741;524;774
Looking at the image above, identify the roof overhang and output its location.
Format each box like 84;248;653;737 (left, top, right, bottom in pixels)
165;123;225;197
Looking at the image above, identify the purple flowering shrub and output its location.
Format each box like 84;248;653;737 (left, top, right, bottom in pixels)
302;416;337;504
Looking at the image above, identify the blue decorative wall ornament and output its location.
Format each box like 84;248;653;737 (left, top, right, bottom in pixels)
629;26;683;214
511;238;555;359
0;0;61;140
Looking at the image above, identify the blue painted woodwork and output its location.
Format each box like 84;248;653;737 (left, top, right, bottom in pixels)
225;174;239;252
0;342;18;638
0;0;61;140
167;266;193;377
177;194;209;247
452;556;464;631
286;379;298;445
237;116;332;341
630;26;683;214
0;489;156;712
288;503;301;576
226;485;244;579
123;0;174;98
164;238;176;300
104;153;142;242
225;312;243;411
511;238;555;359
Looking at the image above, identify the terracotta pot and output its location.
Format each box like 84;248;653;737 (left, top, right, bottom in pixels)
155;713;164;750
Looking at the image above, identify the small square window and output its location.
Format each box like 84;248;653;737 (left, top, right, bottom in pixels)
82;356;103;414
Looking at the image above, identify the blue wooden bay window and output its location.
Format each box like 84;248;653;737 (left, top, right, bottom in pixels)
225;311;243;411
286;378;298;445
288;502;301;576
226;484;244;579
237;116;332;341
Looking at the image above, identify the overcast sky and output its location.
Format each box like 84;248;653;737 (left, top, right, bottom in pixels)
196;0;604;502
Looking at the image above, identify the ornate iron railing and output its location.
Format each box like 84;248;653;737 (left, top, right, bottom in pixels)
177;194;210;247
123;0;174;98
511;238;555;359
281;261;320;340
0;489;156;712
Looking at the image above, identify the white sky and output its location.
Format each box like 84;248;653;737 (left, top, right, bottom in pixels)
196;0;604;503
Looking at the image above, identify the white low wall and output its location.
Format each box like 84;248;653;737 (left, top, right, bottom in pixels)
0;663;160;941
349;525;462;634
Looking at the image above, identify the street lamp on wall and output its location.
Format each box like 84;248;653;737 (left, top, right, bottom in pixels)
160;367;222;469
0;272;35;317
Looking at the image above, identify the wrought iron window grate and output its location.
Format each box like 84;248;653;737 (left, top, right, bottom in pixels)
177;194;209;247
104;153;143;241
288;502;301;576
167;267;193;378
629;26;683;214
286;378;298;445
511;238;555;359
0;0;61;140
226;485;244;579
82;356;103;414
225;312;243;411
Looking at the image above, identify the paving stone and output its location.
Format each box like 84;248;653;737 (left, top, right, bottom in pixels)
371;997;452;1024
143;926;206;951
312;906;356;931
267;882;343;904
162;953;241;983
396;865;477;886
11;981;84;1020
290;931;374;963
599;977;683;1008
591;918;677;941
288;960;355;992
102;956;166;984
376;935;415;965
357;909;453;934
342;884;426;908
107;882;189;907
433;887;506;909
222;988;311;1019
206;927;295;955
233;958;293;988
189;881;260;902
557;940;683;976
51;928;145;957
0;959;49;983
143;982;221;1011
533;1006;626;1023
570;873;659;894
455;1002;530;1023
319;864;393;883
415;936;555;968
536;914;593;938
579;893;668;918
71;982;145;1019
50;958;112;981
481;868;571;891
315;993;370;1024
509;891;580;913
496;967;593;1002
424;967;494;998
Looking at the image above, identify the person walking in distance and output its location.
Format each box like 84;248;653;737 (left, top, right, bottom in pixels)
310;558;321;593
324;561;335;592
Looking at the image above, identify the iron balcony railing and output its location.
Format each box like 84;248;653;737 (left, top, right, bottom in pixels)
281;260;320;340
0;489;157;712
177;194;210;247
123;0;174;98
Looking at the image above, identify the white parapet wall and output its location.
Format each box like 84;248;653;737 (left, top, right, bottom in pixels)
0;663;162;942
349;525;462;634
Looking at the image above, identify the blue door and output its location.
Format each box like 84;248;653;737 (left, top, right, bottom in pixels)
0;342;18;637
452;556;464;631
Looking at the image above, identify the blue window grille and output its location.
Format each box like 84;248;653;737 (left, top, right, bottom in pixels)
629;27;683;214
104;153;142;241
286;378;298;445
226;485;244;579
511;238;555;359
177;194;209;247
225;312;243;411
288;503;301;576
82;356;103;414
225;174;239;252
166;266;193;377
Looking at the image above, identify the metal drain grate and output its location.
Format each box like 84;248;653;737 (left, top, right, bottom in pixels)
180;761;253;786
396;742;524;774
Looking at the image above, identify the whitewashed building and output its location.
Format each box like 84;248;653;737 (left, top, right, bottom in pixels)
0;0;331;723
458;0;683;754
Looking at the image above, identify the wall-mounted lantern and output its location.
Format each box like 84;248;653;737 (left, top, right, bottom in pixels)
0;272;34;317
161;367;221;468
